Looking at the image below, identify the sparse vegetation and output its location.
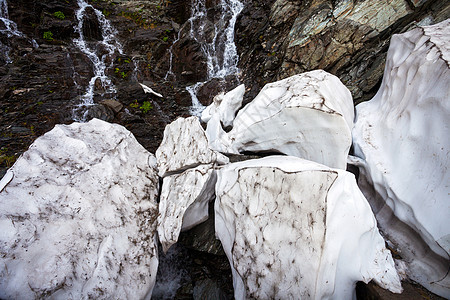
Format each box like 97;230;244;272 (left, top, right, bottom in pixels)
53;11;65;20
130;100;140;108
43;31;54;41
0;147;16;168
129;100;152;113
120;9;153;29
114;67;128;79
140;101;153;113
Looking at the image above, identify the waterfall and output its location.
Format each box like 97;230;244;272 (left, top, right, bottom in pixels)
0;0;37;63
188;0;243;116
190;0;243;79
72;0;122;121
166;0;243;116
164;28;181;81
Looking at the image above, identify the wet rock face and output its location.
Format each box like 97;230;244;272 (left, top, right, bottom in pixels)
235;0;450;104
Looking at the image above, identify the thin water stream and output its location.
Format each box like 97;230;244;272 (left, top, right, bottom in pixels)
72;0;122;121
0;0;37;63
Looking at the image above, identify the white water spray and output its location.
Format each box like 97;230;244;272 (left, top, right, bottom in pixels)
0;0;37;63
186;81;207;116
72;0;122;121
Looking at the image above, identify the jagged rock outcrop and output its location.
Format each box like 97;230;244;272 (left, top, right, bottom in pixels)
236;0;450;103
214;156;402;299
352;19;450;298
207;70;354;169
0;119;160;299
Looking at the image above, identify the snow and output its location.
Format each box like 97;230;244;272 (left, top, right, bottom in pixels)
201;84;245;127
214;156;402;299
157;164;216;253
0;169;13;192
155;117;229;177
0;119;159;299
140;83;163;98
352;19;450;297
208;70;354;169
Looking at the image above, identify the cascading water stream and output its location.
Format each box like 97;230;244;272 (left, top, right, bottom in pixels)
0;0;37;63
191;0;243;79
164;29;181;81
189;0;243;115
166;0;243;116
72;0;122;121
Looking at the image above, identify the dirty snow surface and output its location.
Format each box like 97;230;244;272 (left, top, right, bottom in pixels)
0;119;160;299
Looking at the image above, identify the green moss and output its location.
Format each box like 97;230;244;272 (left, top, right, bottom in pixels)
53;11;65;20
139;101;153;113
43;31;54;41
130;100;139;108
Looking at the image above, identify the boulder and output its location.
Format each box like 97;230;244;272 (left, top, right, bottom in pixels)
352;19;450;297
214;156;402;300
101;99;123;113
155;116;229;177
201;84;245;127
209;70;354;169
0;119;160;299
157;164;216;253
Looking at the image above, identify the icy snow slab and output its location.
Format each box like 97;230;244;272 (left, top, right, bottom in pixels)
0;119;160;299
157;164;216;253
215;70;354;169
156;116;229;177
201;84;245;127
214;156;402;299
352;19;450;297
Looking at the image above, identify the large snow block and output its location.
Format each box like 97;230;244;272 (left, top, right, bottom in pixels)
215;156;402;300
0;119;159;299
215;70;354;169
352;19;450;297
157;164;216;253
156;116;228;177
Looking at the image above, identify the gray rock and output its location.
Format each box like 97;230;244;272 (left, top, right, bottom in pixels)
101;99;123;113
84;104;114;122
236;0;450;104
179;211;225;256
193;279;229;300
